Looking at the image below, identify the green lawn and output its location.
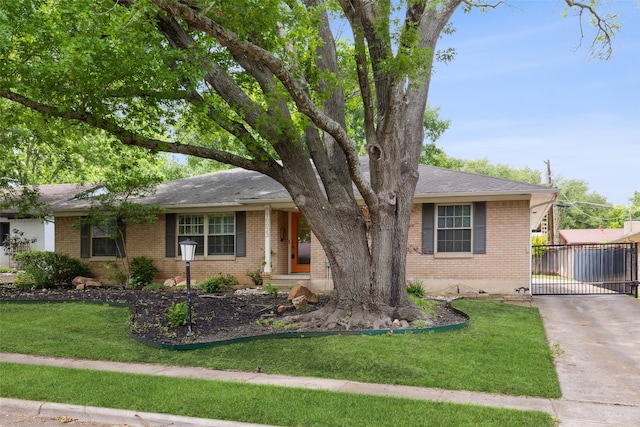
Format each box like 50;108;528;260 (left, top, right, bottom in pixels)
0;299;560;398
0;362;554;427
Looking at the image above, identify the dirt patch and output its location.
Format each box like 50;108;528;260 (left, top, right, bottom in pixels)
0;286;467;346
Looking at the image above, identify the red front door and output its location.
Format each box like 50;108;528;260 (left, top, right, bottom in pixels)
291;212;311;273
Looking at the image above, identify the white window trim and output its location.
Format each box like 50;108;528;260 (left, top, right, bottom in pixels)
435;203;473;254
177;213;236;257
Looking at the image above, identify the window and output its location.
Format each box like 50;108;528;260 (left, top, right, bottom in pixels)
177;213;235;256
92;220;119;257
208;214;235;255
437;205;471;252
422;202;485;255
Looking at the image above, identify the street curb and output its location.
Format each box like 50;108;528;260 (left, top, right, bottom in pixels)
0;397;277;427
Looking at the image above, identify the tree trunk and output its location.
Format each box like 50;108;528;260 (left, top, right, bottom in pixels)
288;152;428;330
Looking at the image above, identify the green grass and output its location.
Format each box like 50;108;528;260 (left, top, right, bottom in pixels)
0;299;560;397
0;362;554;427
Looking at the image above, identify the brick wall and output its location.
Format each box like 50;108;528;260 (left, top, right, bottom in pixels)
306;200;532;294
405;200;531;294
56;211;285;286
56;201;532;294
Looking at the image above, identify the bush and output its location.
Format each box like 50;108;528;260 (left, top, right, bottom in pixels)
13;271;38;289
264;283;279;297
202;273;238;293
166;301;188;327
246;269;263;287
406;280;425;298
13;250;92;289
129;256;158;289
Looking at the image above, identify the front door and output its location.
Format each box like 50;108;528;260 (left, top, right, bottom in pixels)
291;212;311;273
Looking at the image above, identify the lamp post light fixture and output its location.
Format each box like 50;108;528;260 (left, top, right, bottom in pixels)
179;239;197;336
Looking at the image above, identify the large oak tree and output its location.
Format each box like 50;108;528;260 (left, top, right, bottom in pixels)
0;0;618;328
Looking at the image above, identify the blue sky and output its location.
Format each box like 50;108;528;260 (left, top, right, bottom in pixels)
427;1;639;206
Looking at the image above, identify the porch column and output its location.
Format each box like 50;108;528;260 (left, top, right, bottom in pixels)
264;205;271;273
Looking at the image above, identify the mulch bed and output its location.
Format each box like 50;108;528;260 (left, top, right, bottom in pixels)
0;285;467;346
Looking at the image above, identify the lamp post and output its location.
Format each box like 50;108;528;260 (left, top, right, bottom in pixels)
179;239;197;336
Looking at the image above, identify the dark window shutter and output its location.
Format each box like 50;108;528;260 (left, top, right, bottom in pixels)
165;213;176;257
80;222;90;259
235;211;246;257
422;203;435;254
473;202;486;254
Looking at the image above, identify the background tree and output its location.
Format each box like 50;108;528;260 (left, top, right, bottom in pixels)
0;0;620;329
0;102;187;186
73;163;165;285
553;178;611;230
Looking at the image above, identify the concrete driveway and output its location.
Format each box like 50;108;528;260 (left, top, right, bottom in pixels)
533;295;640;426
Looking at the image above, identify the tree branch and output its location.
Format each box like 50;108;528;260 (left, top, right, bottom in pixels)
152;0;377;208
564;0;618;60
0;89;277;177
153;11;283;166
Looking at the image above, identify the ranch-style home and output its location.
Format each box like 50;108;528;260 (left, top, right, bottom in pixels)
49;158;558;294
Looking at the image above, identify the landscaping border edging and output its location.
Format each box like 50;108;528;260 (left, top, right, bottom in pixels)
129;306;470;351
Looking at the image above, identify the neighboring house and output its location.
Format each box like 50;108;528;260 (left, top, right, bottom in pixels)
611;221;640;275
611;221;640;245
558;227;626;244
50;158;558;294
1;184;86;269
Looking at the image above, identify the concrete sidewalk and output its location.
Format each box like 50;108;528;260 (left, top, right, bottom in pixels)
2;295;639;426
0;350;638;426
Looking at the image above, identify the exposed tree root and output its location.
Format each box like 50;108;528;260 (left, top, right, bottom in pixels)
286;299;434;331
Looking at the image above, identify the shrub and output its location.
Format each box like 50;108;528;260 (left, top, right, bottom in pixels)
531;235;549;256
246;269;263;287
129;256;158;289
264;283;279;297
166;301;188;327
13;272;38;289
13;250;92;289
202;273;238;293
406;280;425;298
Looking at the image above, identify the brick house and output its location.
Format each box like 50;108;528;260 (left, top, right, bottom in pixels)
50;159;558;294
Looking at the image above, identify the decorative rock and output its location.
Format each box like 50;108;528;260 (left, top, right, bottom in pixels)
85;279;103;288
75;284;85;290
287;284;318;304
235;288;266;295
392;318;401;325
291;295;308;310
164;278;176;287
72;276;90;286
277;304;295;313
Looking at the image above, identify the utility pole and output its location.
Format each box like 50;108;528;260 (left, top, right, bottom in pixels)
544;160;555;245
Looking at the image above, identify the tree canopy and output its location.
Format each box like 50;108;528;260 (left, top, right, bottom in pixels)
0;0;623;328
